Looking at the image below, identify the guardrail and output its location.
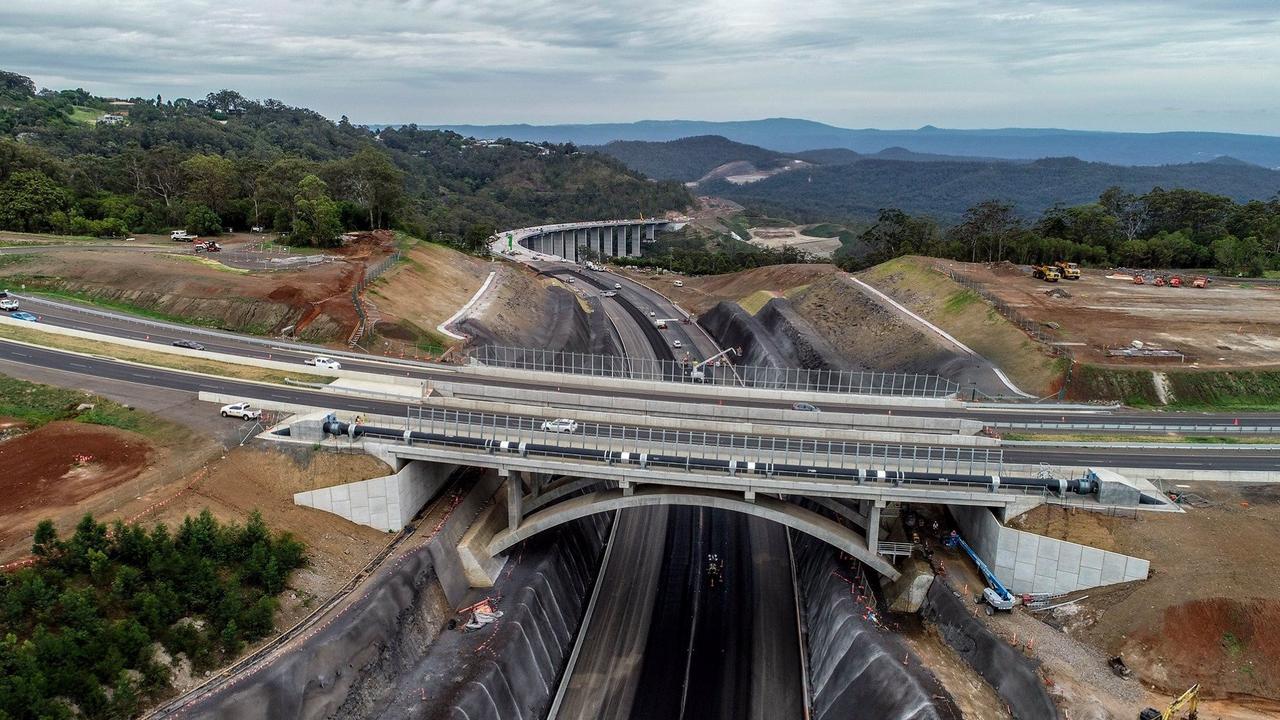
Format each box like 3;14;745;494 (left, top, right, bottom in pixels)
470;344;959;398
995;421;1280;434
404;406;1004;476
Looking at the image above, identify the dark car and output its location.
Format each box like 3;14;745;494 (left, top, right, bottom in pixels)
172;339;206;351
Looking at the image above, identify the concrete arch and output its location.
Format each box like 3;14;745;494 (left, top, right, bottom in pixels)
488;486;901;580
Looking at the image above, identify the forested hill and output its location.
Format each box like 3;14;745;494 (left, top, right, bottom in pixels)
592;135;798;182
0;70;691;247
590;135;1000;182
705;156;1280;223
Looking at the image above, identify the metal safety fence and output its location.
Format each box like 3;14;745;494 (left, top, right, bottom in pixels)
470;344;959;398
403;406;1004;477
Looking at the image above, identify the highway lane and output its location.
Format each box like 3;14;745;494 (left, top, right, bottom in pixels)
12;292;1280;432
551;508;669;719
1;339;1277;472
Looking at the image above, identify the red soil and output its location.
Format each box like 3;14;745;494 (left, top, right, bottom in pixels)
0;422;151;542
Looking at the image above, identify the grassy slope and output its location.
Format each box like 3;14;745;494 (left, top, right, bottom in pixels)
0;373;180;440
859;256;1066;396
1074;365;1280;411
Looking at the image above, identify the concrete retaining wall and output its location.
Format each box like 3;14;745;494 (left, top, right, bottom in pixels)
294;460;458;532
949;506;1149;595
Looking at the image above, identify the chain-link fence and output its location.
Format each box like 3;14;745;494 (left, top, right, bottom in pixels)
946;269;1068;357
348;251;401;346
470;344;959;398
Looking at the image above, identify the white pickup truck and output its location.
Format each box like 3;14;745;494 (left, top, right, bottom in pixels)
220;402;261;420
305;355;342;370
170;230;198;242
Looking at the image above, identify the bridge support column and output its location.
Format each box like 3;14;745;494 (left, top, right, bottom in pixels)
867;499;885;555
646;224;656;242
629;225;641;257
559;231;569;260
508;470;525;528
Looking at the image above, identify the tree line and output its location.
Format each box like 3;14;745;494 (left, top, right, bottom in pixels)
0;511;305;719
835;187;1280;276
0;71;692;249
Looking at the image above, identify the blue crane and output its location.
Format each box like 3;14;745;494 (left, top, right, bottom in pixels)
944;530;1016;615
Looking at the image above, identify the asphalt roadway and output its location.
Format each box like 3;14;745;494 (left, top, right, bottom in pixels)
1;338;1277;472
8;292;1280;433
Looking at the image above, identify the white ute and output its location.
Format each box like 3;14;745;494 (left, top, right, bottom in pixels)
305;355;342;370
540;418;579;433
220;402;262;420
0;298;18;311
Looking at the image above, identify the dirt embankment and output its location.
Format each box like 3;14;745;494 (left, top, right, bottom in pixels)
0;241;374;342
859;257;1064;396
1010;482;1280;702
367;244;599;356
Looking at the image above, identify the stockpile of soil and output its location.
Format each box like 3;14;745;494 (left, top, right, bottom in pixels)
0;422;151;543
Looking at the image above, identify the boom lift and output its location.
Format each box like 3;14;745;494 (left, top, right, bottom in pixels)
1138;683;1198;720
688;347;740;383
944;530;1016;615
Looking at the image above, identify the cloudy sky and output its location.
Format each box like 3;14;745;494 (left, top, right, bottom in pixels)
3;0;1278;132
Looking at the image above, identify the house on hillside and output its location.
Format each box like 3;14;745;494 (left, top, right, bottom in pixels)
97;113;126;125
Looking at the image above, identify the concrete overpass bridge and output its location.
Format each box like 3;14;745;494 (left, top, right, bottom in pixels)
282;411;1165;586
493;218;683;261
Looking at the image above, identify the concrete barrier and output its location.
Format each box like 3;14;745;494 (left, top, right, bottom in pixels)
438;380;985;436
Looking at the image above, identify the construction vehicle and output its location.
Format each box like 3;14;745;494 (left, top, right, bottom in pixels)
1192;276;1209;288
193;240;222;253
944;530;1016;615
1054;261;1081;279
1138;683;1198;720
688;346;740;383
1031;264;1061;282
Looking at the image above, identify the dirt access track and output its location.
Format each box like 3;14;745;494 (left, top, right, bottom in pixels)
950;260;1280;368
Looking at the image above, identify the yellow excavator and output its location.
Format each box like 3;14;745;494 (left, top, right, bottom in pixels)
1139;684;1198;720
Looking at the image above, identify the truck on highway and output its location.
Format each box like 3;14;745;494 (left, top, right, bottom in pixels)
305;355;342;370
220;402;262;420
0;298;18;312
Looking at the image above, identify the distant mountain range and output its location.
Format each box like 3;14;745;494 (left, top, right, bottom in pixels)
589;135;1019;182
582;135;1280;222
704;154;1280;223
417;118;1280;168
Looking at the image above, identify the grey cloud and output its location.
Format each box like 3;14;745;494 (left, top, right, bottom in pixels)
0;0;1276;132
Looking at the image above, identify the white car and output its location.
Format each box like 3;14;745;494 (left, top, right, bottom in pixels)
540;418;579;433
648;311;656;317
673;280;684;287
567;277;575;284
220;402;262;420
614;283;622;290
305;356;342;370
0;298;18;311
672;340;683;349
